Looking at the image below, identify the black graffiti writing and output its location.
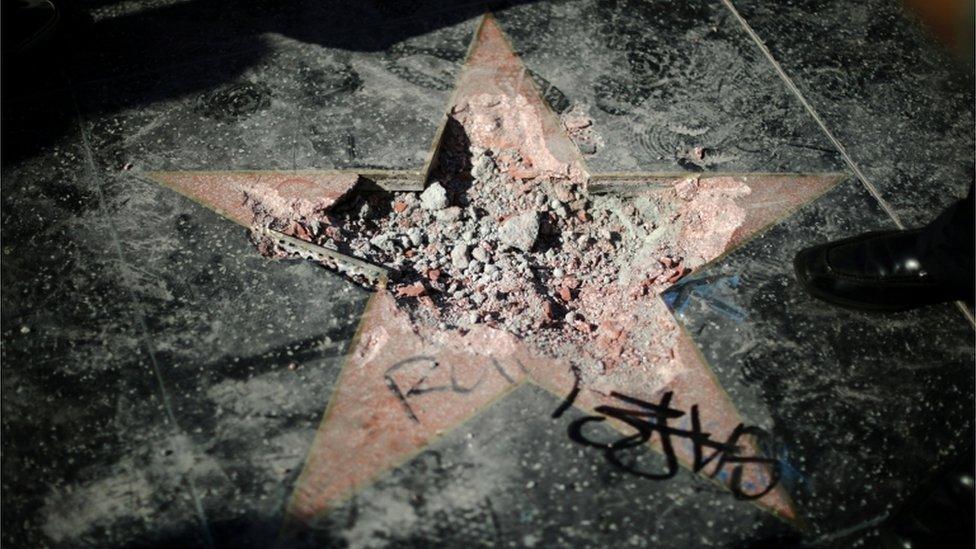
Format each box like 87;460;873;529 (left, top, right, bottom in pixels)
568;391;781;500
384;355;524;422
550;365;581;419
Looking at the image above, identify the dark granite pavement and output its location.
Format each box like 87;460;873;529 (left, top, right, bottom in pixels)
2;1;972;547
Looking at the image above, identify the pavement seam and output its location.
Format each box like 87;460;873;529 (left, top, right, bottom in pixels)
719;0;904;228
721;0;976;329
67;89;217;549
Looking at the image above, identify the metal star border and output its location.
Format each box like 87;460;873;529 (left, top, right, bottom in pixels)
143;13;843;538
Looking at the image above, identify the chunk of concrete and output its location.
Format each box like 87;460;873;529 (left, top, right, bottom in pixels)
420;182;449;211
498;212;539;252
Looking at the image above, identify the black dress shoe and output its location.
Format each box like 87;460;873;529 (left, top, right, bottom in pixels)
794;229;970;312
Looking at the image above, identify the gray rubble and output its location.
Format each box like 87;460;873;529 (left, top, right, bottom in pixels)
420;182;449;211
498;212;539;252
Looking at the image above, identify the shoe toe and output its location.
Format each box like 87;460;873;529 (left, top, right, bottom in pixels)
794;241;872;307
792;230;952;311
793;244;831;289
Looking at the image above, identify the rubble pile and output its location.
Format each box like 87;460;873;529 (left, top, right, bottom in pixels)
247;102;749;394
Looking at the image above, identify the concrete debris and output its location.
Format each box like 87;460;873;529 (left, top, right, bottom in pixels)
498;212;539;252
558;286;573;302
471;246;489;263
247;96;750;399
396;281;427;298
560;103;602;157
420;182;449;211
407;227;423;247
451;244;471;269
454;94;585;180
470;148;497;180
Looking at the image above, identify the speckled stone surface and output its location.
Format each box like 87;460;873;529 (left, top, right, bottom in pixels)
494;0;846;174
2;93;368;546
97;173;370;547
289;385;797;548
728;0;975;227
70;2;483;173
2;1;973;547
663;177;975;545
1;94;199;548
